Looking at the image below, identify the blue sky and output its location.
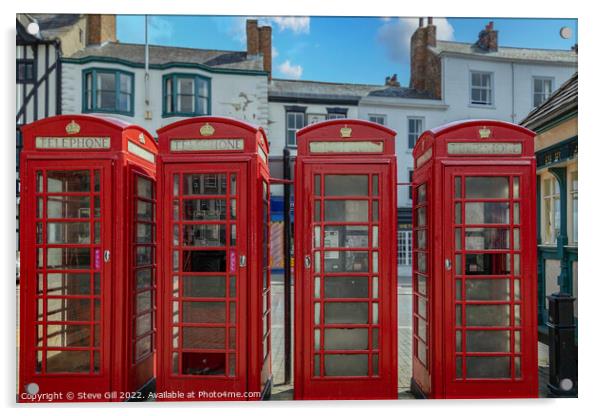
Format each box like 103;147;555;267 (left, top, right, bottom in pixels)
117;16;577;86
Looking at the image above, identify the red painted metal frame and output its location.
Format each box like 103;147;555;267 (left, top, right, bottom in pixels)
156;116;271;401
19;115;157;402
411;119;538;399
294;119;398;400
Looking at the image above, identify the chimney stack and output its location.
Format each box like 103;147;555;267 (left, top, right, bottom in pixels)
86;14;116;46
410;17;440;98
476;21;498;52
246;19;272;80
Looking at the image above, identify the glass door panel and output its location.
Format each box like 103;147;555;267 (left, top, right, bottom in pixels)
312;173;381;378
171;171;240;377
34;168;104;374
453;175;522;380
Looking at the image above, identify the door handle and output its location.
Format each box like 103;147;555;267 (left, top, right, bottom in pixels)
304;255;311;269
239;254;247;267
445;258;452;271
104;250;110;263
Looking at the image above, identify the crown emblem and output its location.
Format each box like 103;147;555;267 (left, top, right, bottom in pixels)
65;120;80;135
339;125;352;138
479;127;491;139
138;133;146;144
200;123;215;136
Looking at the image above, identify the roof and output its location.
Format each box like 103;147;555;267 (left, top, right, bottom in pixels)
68;42;265;71
521;72;578;130
367;86;435;99
430;40;577;64
269;78;382;103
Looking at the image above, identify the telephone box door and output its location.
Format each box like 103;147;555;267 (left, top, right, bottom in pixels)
21;160;113;397
443;165;537;397
299;163;396;399
162;163;248;395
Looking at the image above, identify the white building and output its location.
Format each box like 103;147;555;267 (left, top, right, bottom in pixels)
61;19;272;134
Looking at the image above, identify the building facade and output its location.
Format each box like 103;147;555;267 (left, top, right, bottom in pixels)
521;72;578;339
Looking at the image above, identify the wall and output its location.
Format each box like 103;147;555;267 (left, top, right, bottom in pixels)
62;61;269;136
441;55;576;123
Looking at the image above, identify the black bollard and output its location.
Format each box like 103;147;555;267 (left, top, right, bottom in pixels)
546;292;577;397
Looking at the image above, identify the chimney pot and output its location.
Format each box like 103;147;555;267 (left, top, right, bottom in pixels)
427;16;433;25
419;17;424;27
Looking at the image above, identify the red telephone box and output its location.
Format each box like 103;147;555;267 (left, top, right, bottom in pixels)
156;117;272;401
294;119;398;400
410;120;538;399
19;115;158;402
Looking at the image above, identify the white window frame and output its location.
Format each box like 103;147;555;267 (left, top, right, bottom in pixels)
286;111;305;147
469;70;494;106
326;112;346;120
532;76;554;108
368;114;386;126
570;170;578;244
542;175;561;245
407;116;425;149
397;230;412;266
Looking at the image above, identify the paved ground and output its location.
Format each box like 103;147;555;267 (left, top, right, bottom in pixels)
16;279;555;400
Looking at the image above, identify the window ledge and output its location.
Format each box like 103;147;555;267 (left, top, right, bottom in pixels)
468;104;496;110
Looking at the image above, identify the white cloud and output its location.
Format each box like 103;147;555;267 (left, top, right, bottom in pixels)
270;17;310;34
148;16;174;42
229;16;311;44
377;18;454;64
272;46;279;58
277;60;303;79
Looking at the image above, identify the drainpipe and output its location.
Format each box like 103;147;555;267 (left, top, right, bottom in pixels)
144;15;151;116
511;62;515;122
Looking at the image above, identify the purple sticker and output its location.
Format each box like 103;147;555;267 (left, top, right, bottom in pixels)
94;248;101;270
229;249;237;273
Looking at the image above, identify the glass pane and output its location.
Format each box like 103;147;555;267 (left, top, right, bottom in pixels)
314;355;320;376
514;279;521;300
314;175;321;196
514;203;520;224
417;252;427;273
135;314;152;336
182;301;226;323
182;250;226;272
314;302;321;324
417;184;426;203
417;230;426;249
182;327;225;349
46;324;91;347
324;251;368;273
47;222;90;244
314;226;321;248
181;352;226;375
136;246;153;266
47;170;90;193
314;329;321;350
46;298;91;322
466;305;510;326
466;356;510;378
324;226;368;248
46;248;90;269
183;199;226;220
137;200;153;221
137;223;153;243
182;224;226;246
135;335;151;360
465;253;510;275
513;228;520;249
372;252;378;273
46;273;91;295
324;329;369;350
137;177;153;198
183;174;227;195
466;330;510;352
324;302;369;324
372;175;379;196
513;177;520;198
314;201;321;222
46;350;90;373
417;275;427;295
182;276;226;298
314;277;320;298
465;228;510;250
372;201;379;221
324;354;368;376
455;177;462;198
136;291;151;313
46;196;90;218
465;177;509;199
324;175;369;196
324;277;369;298
324;200;368;222
418;207;426;226
136;269;152;289
465;279;510;300
465;203;509;224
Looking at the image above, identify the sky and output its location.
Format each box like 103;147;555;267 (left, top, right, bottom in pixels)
117;16;578;86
